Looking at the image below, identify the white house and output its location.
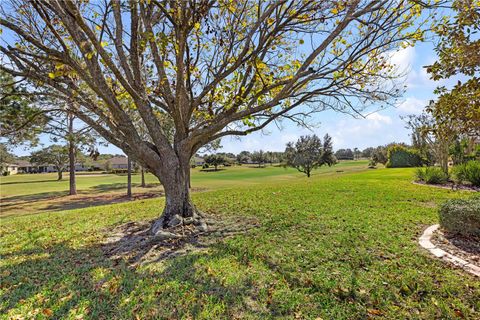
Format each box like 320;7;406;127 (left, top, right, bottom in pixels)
191;156;205;166
109;156;129;169
2;163;18;175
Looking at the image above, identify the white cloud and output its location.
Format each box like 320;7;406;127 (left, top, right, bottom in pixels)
389;46;416;73
365;113;392;125
396;97;428;115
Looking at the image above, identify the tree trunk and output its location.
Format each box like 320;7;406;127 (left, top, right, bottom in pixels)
57;170;63;180
67;113;77;195
150;152;200;235
141;167;146;187
68;144;77;195
127;156;132;198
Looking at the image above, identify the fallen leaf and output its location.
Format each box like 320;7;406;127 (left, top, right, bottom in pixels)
42;308;53;317
367;309;383;316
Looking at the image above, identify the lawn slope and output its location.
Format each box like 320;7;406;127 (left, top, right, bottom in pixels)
0;161;366;217
1;167;478;319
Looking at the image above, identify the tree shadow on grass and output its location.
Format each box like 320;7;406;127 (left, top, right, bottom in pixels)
4;212;452;319
199;168;226;172
0;191;69;209
0;183;164;217
0;226;276;319
0;179;59;186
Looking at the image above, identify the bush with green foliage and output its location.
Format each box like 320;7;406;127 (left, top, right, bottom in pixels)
386;145;424;168
451;160;480;187
414;167;449;184
439;197;480;237
204;154;226;171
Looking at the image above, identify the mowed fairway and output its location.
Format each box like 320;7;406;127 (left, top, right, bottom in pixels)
1;164;479;319
0;161;365;217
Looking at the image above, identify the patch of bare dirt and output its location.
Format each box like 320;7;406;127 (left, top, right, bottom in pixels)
431;229;480;265
0;190;163;217
102;214;260;267
1;187;207;217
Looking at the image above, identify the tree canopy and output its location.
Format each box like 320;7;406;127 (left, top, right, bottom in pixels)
204;153;225;171
0;143;15;174
30;145;69;180
284;134;335;177
426;0;480;137
0;0;436;230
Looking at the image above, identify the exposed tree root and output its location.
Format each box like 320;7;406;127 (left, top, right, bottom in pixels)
102;213;260;267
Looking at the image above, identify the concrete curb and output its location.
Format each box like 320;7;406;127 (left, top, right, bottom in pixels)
419;224;480;277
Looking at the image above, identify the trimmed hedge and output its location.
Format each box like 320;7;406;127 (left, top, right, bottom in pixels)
452;160;480;187
415;167;449;184
386;145;424;168
439;197;480;237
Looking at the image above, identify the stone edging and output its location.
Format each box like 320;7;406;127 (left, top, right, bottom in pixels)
419;224;480;277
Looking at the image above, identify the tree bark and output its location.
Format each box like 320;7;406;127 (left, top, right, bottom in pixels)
68;114;77;195
141;167;146;187
150;151;200;234
57;170;63;180
127;156;132;198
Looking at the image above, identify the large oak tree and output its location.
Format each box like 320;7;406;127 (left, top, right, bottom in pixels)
0;0;431;233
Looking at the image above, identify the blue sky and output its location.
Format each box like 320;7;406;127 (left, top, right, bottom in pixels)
11;39;455;157
216;40;461;154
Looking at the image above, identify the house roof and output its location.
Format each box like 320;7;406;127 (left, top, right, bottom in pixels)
108;156;128;165
4;163;18;167
15;160;33;167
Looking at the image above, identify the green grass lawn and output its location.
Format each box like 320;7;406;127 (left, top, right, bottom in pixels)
0;161;367;217
1;161;365;198
1;164;479;319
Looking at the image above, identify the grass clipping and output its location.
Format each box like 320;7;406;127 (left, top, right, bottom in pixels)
102;214;259;267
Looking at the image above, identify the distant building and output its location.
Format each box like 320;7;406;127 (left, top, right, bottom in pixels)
5;156;132;174
15;160;88;173
15;160;54;173
2;163;18;175
192;156;205;166
109;156;128;169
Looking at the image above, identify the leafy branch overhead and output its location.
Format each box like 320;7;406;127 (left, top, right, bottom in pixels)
0;0;440;228
1;1;430;159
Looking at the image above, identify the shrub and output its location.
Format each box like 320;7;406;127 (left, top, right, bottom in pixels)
386;145;424;168
439;197;480;237
452;160;480;187
415;167;448;184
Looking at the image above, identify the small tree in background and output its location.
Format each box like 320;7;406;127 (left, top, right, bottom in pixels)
353;148;362;160
236;151;251;164
386;145;424;168
251;150;268;168
284;134;336;177
204;154;226;171
0;143;15;175
104;160;112;173
361;147;375;159
335;149;354;160
370;146;389;167
30;145;69;180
